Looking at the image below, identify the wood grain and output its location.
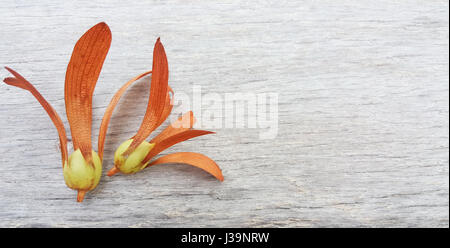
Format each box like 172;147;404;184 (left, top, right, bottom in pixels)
0;0;448;227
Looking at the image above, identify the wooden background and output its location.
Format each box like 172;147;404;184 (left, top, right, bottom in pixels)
0;0;448;227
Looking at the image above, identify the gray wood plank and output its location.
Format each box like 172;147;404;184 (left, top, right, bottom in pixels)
0;0;448;227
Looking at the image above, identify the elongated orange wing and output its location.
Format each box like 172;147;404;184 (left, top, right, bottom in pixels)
65;22;111;160
142;129;214;164
124;38;169;156
148;152;224;181
150;111;195;144
3;67;68;166
97;70;152;160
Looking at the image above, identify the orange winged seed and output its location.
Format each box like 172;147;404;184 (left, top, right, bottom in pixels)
124;38;168;156
148;152;224;181
65;22;111;161
97;70;152;160
3;67;68;166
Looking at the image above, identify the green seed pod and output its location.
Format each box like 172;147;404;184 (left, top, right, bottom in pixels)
112;139;155;175
63;149;102;201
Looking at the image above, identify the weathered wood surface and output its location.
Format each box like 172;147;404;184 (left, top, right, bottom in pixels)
0;0;448;227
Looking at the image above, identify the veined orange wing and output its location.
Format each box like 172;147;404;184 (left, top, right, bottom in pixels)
65;22;111;161
124;38;169;156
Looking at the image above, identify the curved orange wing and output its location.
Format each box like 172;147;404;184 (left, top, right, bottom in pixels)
97;70;152;160
143;129;214;164
3;67;68;166
148;152;224;181
65;22;112;161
